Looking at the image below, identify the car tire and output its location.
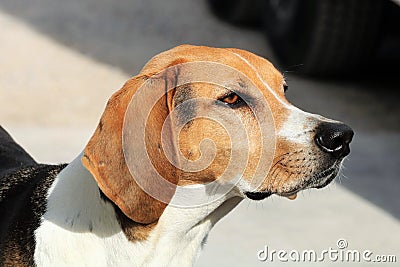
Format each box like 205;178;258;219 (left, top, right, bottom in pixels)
207;0;263;25
263;0;384;75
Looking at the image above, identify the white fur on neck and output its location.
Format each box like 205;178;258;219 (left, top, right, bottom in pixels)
34;153;243;267
146;194;242;266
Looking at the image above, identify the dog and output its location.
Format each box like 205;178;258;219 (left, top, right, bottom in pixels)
0;45;353;267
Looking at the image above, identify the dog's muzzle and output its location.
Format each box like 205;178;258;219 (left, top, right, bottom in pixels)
245;121;354;201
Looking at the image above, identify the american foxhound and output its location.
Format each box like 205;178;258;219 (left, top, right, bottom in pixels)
0;45;353;267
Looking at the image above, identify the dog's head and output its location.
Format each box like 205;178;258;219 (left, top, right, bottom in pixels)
82;45;353;224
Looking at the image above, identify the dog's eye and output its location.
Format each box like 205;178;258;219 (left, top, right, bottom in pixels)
219;92;244;107
283;84;289;93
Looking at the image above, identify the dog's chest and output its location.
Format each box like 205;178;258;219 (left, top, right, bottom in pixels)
34;219;144;267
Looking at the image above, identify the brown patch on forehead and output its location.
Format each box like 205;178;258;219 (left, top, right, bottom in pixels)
224;48;293;134
226;48;284;88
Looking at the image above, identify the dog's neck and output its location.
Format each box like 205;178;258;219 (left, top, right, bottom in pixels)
147;191;242;266
34;153;242;267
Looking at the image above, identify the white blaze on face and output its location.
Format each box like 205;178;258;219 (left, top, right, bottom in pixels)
278;106;318;145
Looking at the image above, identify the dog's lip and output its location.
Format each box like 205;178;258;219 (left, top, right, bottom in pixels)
245;166;339;201
245;191;272;201
245;190;298;201
245;189;301;200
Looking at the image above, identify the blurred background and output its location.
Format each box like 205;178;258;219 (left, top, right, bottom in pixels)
0;0;399;266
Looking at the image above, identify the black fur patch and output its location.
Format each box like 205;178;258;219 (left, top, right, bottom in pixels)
0;126;67;266
0;126;36;177
0;164;67;266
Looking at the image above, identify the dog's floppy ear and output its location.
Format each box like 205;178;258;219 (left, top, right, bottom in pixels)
82;72;179;224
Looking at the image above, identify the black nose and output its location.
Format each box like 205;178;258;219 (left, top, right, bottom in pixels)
315;122;354;158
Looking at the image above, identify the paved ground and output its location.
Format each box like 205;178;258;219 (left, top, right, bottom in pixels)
1;0;399;266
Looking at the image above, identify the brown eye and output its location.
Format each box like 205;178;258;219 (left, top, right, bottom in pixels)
219;92;243;107
222;93;239;104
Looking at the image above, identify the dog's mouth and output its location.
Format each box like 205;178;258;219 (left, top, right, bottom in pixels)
245;190;299;201
245;164;340;201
